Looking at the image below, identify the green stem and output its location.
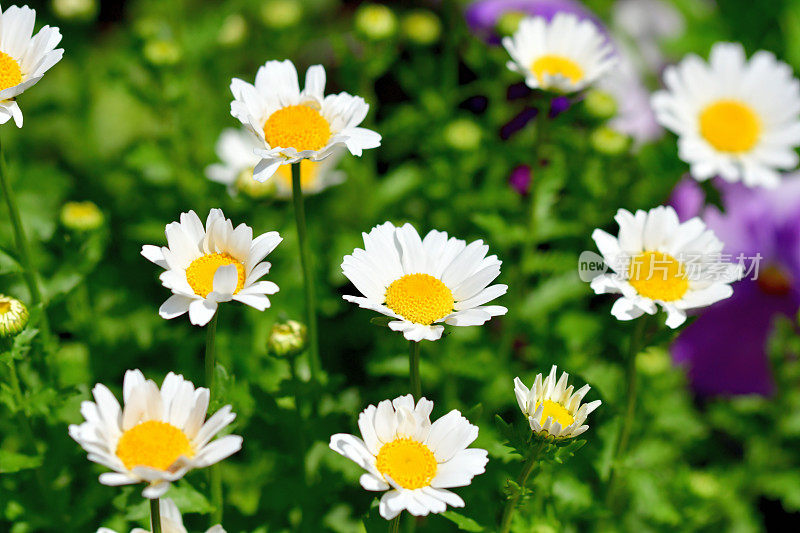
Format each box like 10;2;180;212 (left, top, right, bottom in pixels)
409;341;421;400
389;516;401;533
0;133;51;345
204;312;218;389
499;441;546;533
150;498;162;533
204;312;223;524
291;163;321;385
605;316;648;509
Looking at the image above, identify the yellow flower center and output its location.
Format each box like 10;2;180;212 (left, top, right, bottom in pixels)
384;273;454;325
534;399;574;429
699;100;761;153
375;438;438;489
274;158;320;191
628;251;689;302
0;51;22;92
185;252;246;298
0;301;10;314
115;420;194;471
531;54;584;85
263;104;331;152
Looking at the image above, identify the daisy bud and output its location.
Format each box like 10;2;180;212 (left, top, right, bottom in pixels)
443;118;482;151
143;39;182;66
401;10;441;46
0;295;29;339
218;14;247;47
51;0;97;22
261;0;302;29
235;168;276;199
590;126;630;156
583;89;617;120
267;319;308;359
355;4;398;41
60;201;104;232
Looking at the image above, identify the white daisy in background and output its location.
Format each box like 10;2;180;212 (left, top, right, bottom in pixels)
590;205;741;329
502;13;616;93
141;209;282;326
652;42;800;188
341;222;508;342
229;59;381;182
205;127;346;199
69;370;242;499
97;497;225;533
514;366;601;439
0;4;64;127
329;395;488;520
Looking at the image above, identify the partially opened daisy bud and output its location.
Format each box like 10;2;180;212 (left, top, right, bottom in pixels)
0;294;28;338
141;209;282;326
590;205;742;328
97;497;225;533
502;13;616;93
229;59;381;182
329;395;489;520
342;222;508;342
514;366;601;439
69;370;242;499
0;5;64;127
267;319;307;358
652;42;800;188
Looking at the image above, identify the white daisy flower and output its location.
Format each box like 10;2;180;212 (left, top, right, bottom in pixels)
0;4;64;127
329;394;489;520
502;13;616;93
69;370;242;499
514;366;601;440
229;59;381;182
205;127;346;199
652;42;800;188
141;209;282;326
590;205;741;329
97;497;225;533
341;222;508;342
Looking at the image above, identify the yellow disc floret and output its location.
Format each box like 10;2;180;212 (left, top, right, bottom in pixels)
534;400;574;429
628;251;689;302
186;253;246;298
531;54;584;85
116;421;194;471
263;104;331;152
699;99;761;153
376;437;438;489
0;51;22;92
384;273;454;325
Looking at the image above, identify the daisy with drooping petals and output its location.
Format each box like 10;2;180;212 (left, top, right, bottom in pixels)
652;42;800;188
69;370;242;499
98;497;225;533
205;128;346;199
514;366;601;439
0;4;64;127
329;395;488;520
141;209;282;326
502;12;616;93
341;222;508;342
229;59;381;182
590;205;741;328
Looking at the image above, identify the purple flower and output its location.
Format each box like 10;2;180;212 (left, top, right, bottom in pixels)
465;0;599;44
670;178;800;396
509;165;532;195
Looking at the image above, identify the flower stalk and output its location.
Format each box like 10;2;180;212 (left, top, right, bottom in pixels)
204;311;223;524
499;439;547;533
150;498;162;533
409;340;421;400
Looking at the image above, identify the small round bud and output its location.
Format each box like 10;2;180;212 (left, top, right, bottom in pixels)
496;11;527;36
401;10;441;46
268;320;308;358
60;201;104;232
355;4;398;41
509;165;532;196
218;14;247;47
583;89;618;120
261;0;302;30
443;118;482;151
51;0;98;22
590;126;630;156
143;39;182;66
0;295;29;339
235;168;276;199
688;471;720;499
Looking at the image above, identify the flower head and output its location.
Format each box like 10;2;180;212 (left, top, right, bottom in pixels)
590;205;741;328
141;209;282;326
502;13;616;93
652;42;800;188
229;60;381;182
0;294;28;338
342;222;507;342
69;370;242;499
329;395;488;520
267;319;307;358
60;201;104;232
514;366;601;439
97;497;225;533
0;5;63;127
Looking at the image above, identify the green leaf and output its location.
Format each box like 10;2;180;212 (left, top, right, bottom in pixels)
0;450;43;473
440;510;485;531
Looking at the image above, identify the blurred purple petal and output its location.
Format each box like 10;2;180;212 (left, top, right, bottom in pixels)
669;177;705;221
509;165;532;195
465;0;601;43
